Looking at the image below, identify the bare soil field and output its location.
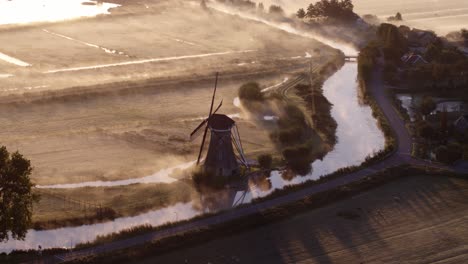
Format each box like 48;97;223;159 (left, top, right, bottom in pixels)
141;174;468;264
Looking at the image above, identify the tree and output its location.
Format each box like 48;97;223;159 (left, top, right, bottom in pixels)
435;143;462;164
387;12;403;21
0;146;36;242
395;12;403;20
269;5;284;15
417;121;434;139
305;0;357;22
258;154;273;170
462;28;468;46
239;82;263;101
200;0;208;10
419;96;437;116
296;8;306;19
257;2;264;12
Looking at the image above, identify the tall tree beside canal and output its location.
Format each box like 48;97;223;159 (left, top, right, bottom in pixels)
0;146;36;242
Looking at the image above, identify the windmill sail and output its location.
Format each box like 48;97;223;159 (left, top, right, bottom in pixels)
197;72;219;165
190;100;223;141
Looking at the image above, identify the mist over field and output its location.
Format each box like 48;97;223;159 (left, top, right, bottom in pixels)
256;0;468;34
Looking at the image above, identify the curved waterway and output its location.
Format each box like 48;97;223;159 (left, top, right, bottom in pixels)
249;63;385;198
0;7;385;253
0;62;385;253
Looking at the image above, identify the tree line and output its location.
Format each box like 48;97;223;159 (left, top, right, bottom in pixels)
296;0;358;22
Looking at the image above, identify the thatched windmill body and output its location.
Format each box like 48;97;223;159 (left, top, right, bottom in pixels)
190;73;248;177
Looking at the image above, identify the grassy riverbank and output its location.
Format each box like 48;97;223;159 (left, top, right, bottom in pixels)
239;54;343;174
32;180;196;230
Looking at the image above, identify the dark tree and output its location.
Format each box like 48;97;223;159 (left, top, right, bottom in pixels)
417;121;434;139
435;143;463;164
0;146;36;242
200;0;208;10
305;0;357;22
395;12;403;20
269;5;284;15
296;8;306;19
258;154;273;170
387;12;403;21
419;96;437;116
239;82;263;101
257;2;264;12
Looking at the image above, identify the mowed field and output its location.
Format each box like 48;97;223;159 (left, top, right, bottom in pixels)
0;0;331;93
139;175;468;264
0;74;289;185
0;0;335;185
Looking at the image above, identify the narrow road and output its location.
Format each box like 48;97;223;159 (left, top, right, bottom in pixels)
48;65;462;263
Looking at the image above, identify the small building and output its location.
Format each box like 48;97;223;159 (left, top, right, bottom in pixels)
401;52;428;66
454;114;468;134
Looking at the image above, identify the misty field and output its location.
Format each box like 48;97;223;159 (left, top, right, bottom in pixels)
0;0;341;186
0;1;332;92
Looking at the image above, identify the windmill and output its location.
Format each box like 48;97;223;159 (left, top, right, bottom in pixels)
190;73;249;178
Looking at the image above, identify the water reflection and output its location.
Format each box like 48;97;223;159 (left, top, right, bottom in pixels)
0;202;201;253
247;64;385;198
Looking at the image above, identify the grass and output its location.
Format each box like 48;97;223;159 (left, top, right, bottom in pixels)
32;180;196;230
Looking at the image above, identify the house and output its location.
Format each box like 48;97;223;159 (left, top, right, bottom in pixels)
454;114;468;134
401;52;428;65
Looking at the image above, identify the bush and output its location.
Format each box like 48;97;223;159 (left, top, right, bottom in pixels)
239;82;263;101
258;154;273;170
269;5;284;15
435;143;463;164
417;121;434;139
419;96;436;116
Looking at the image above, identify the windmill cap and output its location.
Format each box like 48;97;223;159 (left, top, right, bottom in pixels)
208;114;235;130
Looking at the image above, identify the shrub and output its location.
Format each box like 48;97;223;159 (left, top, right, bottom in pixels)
258;154;273;170
417;121;434;139
435;143;463;164
419;96;436;116
239;82;263;101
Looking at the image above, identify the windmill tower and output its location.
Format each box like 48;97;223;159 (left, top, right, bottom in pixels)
190;73;248;178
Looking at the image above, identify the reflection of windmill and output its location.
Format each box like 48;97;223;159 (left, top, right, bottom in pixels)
190;73;248;177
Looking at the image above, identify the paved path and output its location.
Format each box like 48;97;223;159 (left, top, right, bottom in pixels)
46;66;463;263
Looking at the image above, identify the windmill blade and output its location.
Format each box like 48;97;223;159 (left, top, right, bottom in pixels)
190;100;223;141
197;73;219;165
197;124;209;165
212;99;223;115
190;120;207;141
